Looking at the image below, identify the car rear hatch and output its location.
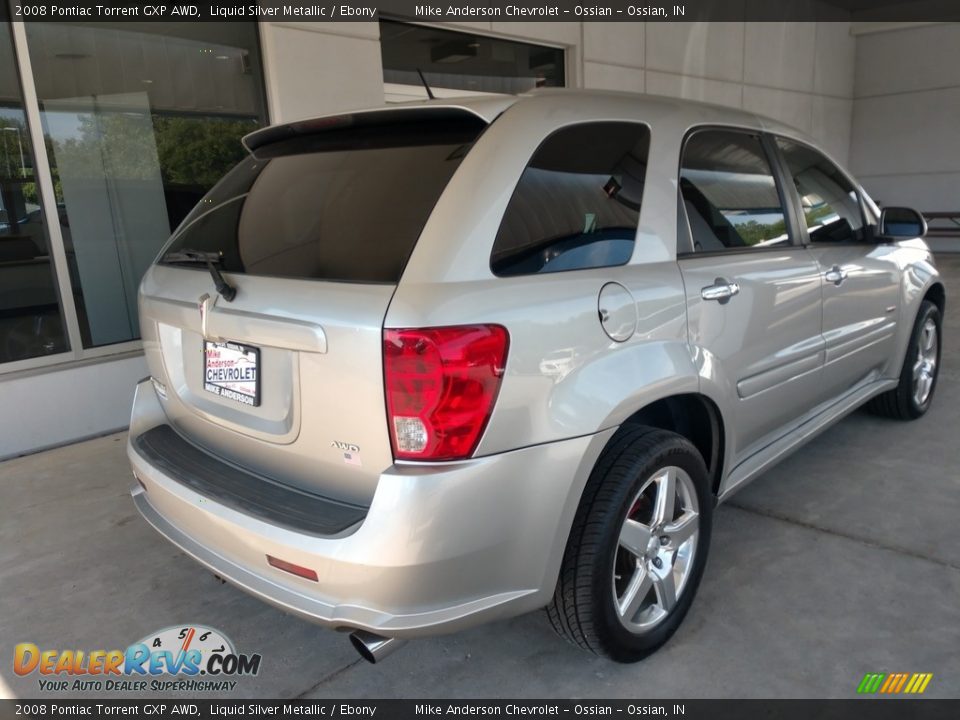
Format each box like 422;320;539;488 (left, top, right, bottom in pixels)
138;107;488;506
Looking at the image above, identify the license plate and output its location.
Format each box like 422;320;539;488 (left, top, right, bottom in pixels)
203;340;260;406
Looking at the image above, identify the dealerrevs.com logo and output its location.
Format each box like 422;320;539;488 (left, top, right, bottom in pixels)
14;625;262;693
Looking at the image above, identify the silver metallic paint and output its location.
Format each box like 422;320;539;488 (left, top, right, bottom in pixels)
129;89;944;636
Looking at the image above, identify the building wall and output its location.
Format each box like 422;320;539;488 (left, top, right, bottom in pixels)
0;355;147;459
257;20;857;161
581;21;856;164
849;23;960;211
259;22;385;122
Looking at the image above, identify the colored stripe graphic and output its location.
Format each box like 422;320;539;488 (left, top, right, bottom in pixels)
880;674;896;693
857;673;885;693
893;673;909;693
858;672;933;694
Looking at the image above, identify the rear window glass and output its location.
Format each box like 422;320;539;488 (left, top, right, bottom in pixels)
160;117;484;283
491;122;650;277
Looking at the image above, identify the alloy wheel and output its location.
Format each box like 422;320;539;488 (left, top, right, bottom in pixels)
613;466;700;633
913;318;938;406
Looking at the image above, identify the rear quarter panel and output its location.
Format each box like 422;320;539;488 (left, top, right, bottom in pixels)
388;93;756;455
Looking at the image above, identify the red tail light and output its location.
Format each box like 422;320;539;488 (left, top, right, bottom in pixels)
384;325;509;461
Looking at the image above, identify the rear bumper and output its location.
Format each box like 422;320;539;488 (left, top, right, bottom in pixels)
128;379;613;637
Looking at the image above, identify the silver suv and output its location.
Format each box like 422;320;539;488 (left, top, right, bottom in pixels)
128;90;944;664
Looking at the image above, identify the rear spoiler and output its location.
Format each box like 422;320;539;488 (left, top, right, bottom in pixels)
242;105;494;156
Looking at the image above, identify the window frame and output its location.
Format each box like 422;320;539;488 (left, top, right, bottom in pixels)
676;125;804;258
768;134;879;247
489;119;652;279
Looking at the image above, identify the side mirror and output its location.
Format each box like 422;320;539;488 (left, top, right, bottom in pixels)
877;206;927;241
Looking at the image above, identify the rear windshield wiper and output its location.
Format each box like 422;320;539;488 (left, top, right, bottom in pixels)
161;249;237;302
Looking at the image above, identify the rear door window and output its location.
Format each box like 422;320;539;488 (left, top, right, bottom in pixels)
680;130;791;252
161;116;484;283
490;122;650;277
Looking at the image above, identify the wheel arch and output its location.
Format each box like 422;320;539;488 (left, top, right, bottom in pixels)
542;392;726;615
924;281;946;316
618;393;726;497
892;279;947;378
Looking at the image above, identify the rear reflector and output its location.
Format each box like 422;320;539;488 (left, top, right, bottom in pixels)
384;324;509;461
266;555;318;582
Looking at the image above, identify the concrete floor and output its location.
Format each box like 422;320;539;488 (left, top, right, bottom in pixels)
2;257;959;700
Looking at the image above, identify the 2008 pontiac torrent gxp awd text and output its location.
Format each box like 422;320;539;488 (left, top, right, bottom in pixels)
128;89;944;664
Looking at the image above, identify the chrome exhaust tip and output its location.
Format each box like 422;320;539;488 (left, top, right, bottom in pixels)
348;630;407;664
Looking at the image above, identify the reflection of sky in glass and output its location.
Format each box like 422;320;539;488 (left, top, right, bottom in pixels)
0;108;25;123
43;111;86;141
4;104;101;143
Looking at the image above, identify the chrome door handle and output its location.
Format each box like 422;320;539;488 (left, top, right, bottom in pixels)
701;279;740;304
824;266;848;286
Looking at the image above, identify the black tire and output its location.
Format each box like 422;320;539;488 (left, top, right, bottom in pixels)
867;300;942;420
547;425;713;663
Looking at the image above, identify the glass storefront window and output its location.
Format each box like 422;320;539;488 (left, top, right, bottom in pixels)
24;22;267;349
380;20;565;98
0;12;70;364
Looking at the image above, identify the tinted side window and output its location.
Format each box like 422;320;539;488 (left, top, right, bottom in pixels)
776;138;866;244
491;122;649;277
680;130;790;252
